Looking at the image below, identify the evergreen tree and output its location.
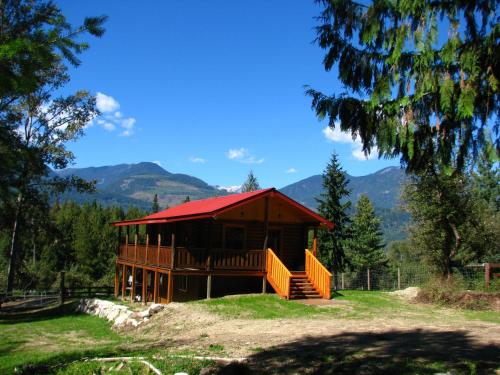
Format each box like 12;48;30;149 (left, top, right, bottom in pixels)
241;170;261;192
307;1;499;172
152;194;160;213
183;196;191;203
345;194;385;271
316;152;351;275
0;0;106;292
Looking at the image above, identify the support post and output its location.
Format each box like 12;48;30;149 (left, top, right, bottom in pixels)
485;263;491;289
367;268;371;291
263;197;269;251
59;271;65;305
206;274;212;299
134;234;138;261
167;270;174;303
171;233;176;269
114;264;119;297
131;266;136;302
142;269;147;304
157;233;161;266
125;234;129;258
341;273;345;290
153;271;158;303
397;267;401;290
312;228;318;257
145;234;149;264
262;276;267;294
121;264;126;300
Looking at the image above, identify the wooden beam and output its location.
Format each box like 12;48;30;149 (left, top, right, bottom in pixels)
312;228;318;257
262;276;267;294
134;234;138;262
145;234;149;265
206;275;212;299
131;266;136;302
153;270;158;303
114;264;119;297
121;264;126;300
157;233;161;266
171;232;176;269
167;270;174;303
262;197;269;251
142;269;147;304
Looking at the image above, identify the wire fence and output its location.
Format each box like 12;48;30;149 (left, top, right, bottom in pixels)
332;264;495;291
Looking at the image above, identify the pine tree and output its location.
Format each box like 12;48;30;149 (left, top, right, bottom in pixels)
316;152;351;275
345;195;386;271
152;194;160;213
183;196;191;203
307;1;499;172
241;170;261;192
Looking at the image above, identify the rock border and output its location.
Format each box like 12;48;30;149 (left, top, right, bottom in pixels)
77;298;164;328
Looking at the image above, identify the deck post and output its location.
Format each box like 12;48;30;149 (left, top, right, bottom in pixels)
131;265;136;302
141;269;147;304
114;264;119;297
263;197;269;251
262;276;267;294
157;233;161;266
121;264;126;300
171;233;176;269
206;274;212;299
312;228;318;257
167;270;174;303
153;270;158;303
145;234;149;264
134;234;138;262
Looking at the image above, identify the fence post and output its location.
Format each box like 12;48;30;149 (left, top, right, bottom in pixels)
341;273;345;290
397;267;401;290
367;268;371;291
59;271;65;305
485;263;491;289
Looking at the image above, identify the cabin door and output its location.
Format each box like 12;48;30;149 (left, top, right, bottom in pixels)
268;229;282;258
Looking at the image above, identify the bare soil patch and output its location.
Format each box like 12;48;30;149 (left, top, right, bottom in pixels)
136;299;500;360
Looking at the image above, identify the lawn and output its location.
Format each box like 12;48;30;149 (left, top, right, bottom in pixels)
0;301;212;374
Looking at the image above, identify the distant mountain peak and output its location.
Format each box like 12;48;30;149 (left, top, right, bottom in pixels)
376;166;400;175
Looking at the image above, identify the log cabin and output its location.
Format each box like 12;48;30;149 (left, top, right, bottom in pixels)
112;188;333;303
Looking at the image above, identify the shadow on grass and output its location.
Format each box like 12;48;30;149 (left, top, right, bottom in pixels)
240;329;500;374
0;301;80;324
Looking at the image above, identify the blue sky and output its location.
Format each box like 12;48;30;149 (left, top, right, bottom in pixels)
58;1;399;189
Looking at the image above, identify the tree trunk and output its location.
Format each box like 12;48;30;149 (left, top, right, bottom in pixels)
446;222;462;279
6;193;22;293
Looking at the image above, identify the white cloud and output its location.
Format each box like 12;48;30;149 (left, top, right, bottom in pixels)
120;117;136;130
226;148;264;164
286;168;298;174
96;119;115;131
152;160;161;166
114;111;122;118
120;129;132;137
190;157;206;164
96;92;120;113
322;125;378;161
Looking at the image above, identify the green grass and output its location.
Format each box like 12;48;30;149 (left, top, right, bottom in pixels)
195;294;327;319
0;301;214;374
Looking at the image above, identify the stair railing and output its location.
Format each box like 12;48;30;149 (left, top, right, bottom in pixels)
305;249;332;299
266;248;292;299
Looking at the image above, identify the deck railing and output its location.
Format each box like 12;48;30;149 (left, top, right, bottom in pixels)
305;249;332;299
265;248;291;299
118;242;265;272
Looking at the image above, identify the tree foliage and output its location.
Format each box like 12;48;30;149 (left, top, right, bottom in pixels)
0;0;106;292
345;194;386;270
241;170;261;192
316;152;351;273
308;0;499;172
152;194;160;213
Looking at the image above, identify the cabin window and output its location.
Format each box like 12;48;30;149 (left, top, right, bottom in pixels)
179;276;188;292
224;226;245;250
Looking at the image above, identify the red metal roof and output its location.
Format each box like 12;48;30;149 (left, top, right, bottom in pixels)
113;188;333;228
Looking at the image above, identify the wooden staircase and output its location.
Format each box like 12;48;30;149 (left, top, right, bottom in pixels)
266;248;331;300
289;272;322;299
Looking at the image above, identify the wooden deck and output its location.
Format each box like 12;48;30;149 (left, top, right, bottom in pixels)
117;242;265;272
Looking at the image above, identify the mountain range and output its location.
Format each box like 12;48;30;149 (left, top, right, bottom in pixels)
56;162;409;243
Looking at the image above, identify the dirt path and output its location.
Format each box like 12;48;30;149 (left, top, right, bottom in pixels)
136;301;500;359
